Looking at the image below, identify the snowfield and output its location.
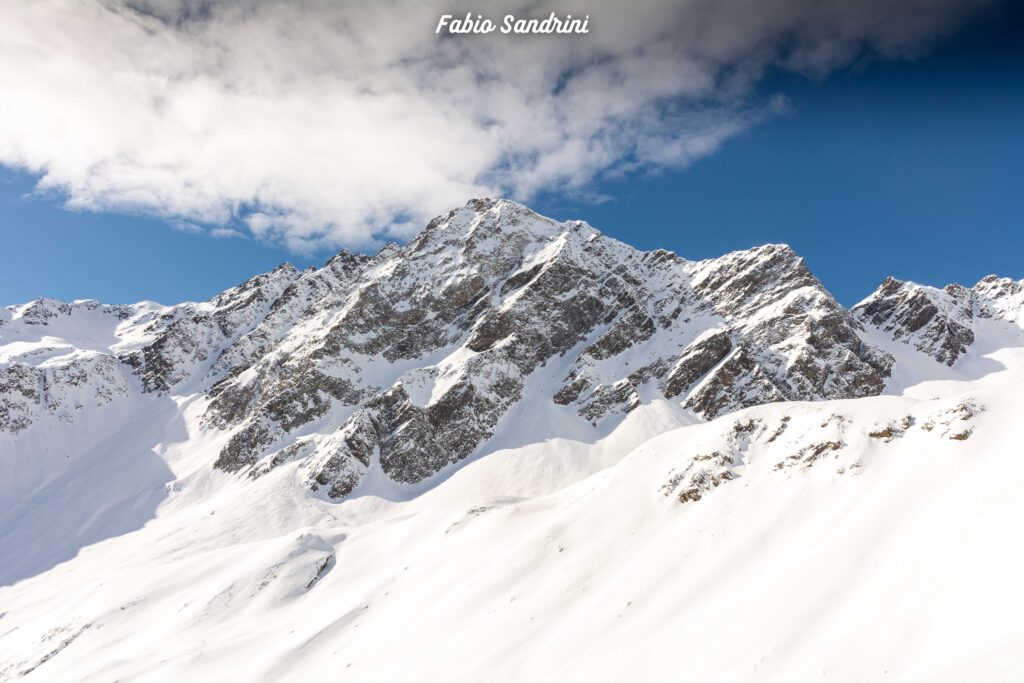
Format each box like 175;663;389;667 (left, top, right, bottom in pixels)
2;352;1023;681
2;200;1023;681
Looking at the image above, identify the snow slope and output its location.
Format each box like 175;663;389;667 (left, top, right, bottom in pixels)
2;199;1024;681
0;349;1022;681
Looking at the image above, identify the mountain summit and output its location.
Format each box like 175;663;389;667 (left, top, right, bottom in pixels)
2;199;1021;501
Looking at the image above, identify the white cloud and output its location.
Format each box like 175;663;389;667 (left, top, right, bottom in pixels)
169;219;205;235
0;0;992;252
209;226;246;240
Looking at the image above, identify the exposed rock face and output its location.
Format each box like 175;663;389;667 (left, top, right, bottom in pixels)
973;275;1024;324
854;277;974;365
0;300;151;434
0;363;38;433
683;245;893;413
4;199;1020;500
553;242;893;424
196;199;894;495
121;264;303;392
854;275;1024;366
0;355;132;433
14;298;73;326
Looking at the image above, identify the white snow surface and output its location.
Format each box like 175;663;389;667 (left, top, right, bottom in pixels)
1;331;1024;680
2;201;1024;680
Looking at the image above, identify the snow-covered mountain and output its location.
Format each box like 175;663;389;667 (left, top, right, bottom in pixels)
2;199;1023;681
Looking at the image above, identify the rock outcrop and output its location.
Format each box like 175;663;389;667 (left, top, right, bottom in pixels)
855;274;1024;365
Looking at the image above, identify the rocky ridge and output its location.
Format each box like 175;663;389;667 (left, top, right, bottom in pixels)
853;275;1024;365
2;199;1022;500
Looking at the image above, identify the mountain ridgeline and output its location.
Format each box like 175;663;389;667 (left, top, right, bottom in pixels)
2;199;1022;499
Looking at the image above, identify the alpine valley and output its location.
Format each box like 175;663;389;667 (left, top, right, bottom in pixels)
2;198;1023;681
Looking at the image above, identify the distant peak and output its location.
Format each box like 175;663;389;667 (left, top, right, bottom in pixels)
376;242;402;258
974;273;1022;292
464;197;527;213
414;198;570;248
877;276;908;294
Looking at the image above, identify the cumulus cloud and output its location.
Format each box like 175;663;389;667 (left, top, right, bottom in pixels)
0;0;992;251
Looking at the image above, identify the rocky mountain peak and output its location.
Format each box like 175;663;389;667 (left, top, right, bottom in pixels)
406;198;599;270
3;199;1020;503
185;200;896;498
854;277;975;365
854;272;1024;366
973;274;1024;323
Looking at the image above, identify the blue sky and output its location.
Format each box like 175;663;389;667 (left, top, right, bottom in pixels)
539;4;1024;304
1;1;1021;307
